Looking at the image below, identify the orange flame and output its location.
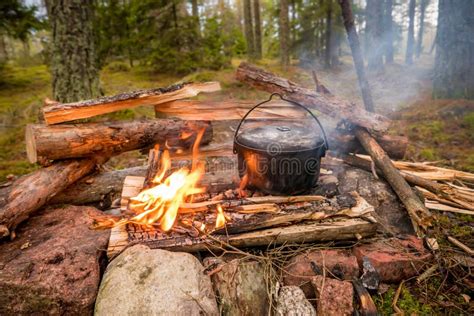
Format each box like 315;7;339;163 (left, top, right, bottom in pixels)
97;128;208;232
215;204;227;229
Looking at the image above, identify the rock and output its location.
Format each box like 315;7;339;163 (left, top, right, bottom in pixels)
275;286;316;316
204;256;270;315
95;245;218;316
0;205;109;315
283;249;359;298
337;167;414;235
311;276;354;316
360;256;380;290
353;236;432;283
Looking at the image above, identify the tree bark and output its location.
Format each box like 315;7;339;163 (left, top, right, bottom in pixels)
45;0;100;103
405;0;416;65
433;0;474;99
26;119;213;163
338;0;375;112
383;0;394;63
42;82;221;124
243;0;255;59
324;0;333;69
416;0;428;58
279;0;290;68
365;0;384;71
0;158;104;237
253;0;262;59
354;128;433;233
236;62;389;132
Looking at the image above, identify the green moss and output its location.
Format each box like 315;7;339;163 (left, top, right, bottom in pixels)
374;287;435;315
463;112;474;131
419;148;438;161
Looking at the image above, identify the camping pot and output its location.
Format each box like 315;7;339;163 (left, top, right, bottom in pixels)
233;93;329;195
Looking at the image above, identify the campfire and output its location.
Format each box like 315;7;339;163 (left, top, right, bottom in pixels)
1;62;473;315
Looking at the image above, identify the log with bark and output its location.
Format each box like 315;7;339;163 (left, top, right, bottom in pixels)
42;82;221;124
0;156;107;238
235;62;390;132
106;190;376;257
26;119;213;163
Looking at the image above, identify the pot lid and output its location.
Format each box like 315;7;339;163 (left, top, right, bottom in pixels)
235;123;324;152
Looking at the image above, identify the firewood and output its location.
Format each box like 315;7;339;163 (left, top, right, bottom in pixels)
235;62;390;132
155;99;306;120
108;218;377;257
25;119;212;163
344;155;474;211
0;157;106;237
42;82;221;124
354;128;433;235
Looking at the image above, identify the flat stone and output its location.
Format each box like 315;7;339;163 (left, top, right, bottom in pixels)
283;249;359;298
353;236;432;283
337;167;414;235
311;276;354;316
95;245;218;316
204;256;270;315
0;205;110;315
275;286;316;316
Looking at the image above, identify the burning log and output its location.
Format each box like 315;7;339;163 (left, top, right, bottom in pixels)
25;119;213;163
46;165;239;210
235;62;390;133
108;218;377;257
0;157;106;238
42;82;221;124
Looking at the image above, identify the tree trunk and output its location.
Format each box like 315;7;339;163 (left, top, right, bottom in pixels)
279;0;290;68
416;0;428;58
0;158;104;237
338;0;375;112
383;0;394;63
253;0;262;59
405;0;416;65
324;0;333;69
433;0;474;99
191;0;200;34
45;0;100;103
366;0;384;71
243;0;255;59
26;120;213;163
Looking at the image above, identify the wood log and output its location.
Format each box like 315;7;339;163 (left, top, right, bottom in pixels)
0;157;105;237
235;62;390;132
354;128;433;233
42;82;221;124
155;99;306;120
26;119;213;163
108;218;377;257
45;165;239;210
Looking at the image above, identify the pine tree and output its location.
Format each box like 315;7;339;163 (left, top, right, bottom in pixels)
243;0;255;59
366;0;384;71
253;0;262;59
416;0;429;58
383;0;394;63
279;0;290;67
45;0;100;103
433;0;474;99
405;0;416;64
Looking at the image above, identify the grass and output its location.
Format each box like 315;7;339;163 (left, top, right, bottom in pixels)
0;55;473;181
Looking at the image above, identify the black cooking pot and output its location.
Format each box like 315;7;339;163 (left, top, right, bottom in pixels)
233;93;329;195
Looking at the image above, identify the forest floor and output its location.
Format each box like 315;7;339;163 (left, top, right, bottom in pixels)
0;55;473;313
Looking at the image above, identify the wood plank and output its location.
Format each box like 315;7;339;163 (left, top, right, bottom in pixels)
43;82;221;124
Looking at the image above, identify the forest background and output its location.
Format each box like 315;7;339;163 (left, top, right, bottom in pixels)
0;0;473;182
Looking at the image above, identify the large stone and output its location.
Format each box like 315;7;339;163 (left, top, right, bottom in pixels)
95;245;218;315
311;276;354;316
0;205;110;315
283;249;359;298
337;167;414;235
275;286;316;316
353;236;432;283
204;256;270;315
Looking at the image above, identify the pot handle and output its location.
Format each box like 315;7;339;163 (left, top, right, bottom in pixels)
233;93;329;153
